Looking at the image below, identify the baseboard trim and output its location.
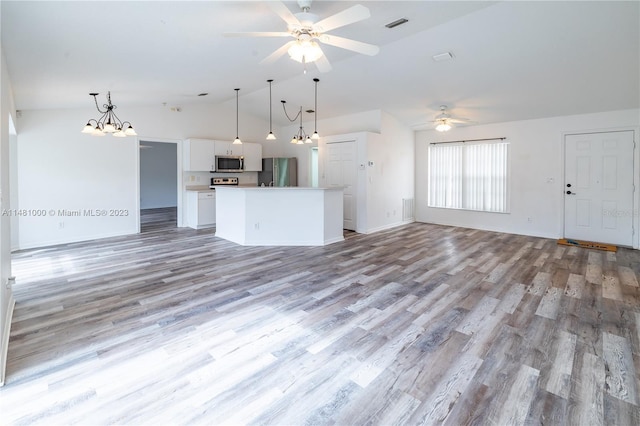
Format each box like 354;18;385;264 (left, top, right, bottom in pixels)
0;293;16;386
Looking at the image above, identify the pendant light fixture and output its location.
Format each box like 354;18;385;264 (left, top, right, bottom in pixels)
233;88;242;145
281;78;319;144
81;92;137;137
311;78;319;140
266;80;276;140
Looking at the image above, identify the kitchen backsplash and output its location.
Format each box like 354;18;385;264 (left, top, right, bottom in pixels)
183;171;258;188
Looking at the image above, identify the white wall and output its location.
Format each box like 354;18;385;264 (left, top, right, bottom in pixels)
0;44;17;386
313;110;414;234
415;109;640;241
280;109;382;187
139;141;177;209
16;102;271;249
365;111;415;232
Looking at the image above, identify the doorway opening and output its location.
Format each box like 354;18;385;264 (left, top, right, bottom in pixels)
139;140;179;232
310;147;319;187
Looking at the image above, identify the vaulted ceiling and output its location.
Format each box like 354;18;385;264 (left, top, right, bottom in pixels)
2;1;638;129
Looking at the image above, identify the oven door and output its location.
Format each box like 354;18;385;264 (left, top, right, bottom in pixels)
216;156;244;172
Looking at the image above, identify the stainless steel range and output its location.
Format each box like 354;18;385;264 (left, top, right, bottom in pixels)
209;176;238;189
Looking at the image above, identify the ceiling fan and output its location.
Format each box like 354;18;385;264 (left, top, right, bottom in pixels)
432;105;473;132
224;0;380;72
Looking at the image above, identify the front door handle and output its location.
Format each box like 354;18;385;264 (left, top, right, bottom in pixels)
566;190;576;195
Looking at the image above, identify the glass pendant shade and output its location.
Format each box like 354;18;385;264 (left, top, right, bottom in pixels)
92;127;105;136
103;122;116;133
290;136;298;144
305;136;312;144
436;121;452;132
82;123;94;133
288;39;323;63
311;131;319;140
233;137;242;145
113;130;126;138
124;126;137;136
266;132;276;140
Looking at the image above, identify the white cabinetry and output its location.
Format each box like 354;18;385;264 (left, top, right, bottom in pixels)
184;138;216;171
215;141;243;156
242;142;263;171
186;191;215;229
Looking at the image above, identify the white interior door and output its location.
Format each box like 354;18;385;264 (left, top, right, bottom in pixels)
326;141;357;230
564;131;634;246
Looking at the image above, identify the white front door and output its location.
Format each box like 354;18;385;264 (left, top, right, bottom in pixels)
564;131;634;246
326;141;357;230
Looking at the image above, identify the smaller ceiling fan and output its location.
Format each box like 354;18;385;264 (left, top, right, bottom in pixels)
432;105;472;132
224;0;380;72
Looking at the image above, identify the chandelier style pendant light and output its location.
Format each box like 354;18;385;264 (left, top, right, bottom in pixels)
281;78;319;144
233;88;242;145
266;80;276;140
81;92;137;137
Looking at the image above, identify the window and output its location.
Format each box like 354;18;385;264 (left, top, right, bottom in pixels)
428;141;509;213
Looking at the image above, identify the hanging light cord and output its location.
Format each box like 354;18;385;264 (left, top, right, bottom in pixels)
235;88;240;138
281;100;302;123
268;80;273;132
313;78;319;134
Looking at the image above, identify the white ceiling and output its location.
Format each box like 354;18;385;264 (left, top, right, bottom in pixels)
1;1;638;129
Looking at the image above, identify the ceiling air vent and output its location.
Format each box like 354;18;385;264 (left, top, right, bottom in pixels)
432;52;454;62
385;18;408;29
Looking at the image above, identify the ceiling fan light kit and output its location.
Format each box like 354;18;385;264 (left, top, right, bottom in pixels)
431;105;472;132
287;37;323;63
435;121;452;132
81;91;136;137
225;0;379;73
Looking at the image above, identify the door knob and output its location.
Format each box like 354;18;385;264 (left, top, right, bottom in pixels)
566;190;575;195
566;183;572;188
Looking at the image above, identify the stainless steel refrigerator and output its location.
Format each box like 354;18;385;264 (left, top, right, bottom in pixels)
258;157;298;187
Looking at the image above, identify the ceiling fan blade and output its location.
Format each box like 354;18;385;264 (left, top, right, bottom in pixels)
448;118;472;124
260;41;296;65
267;1;301;27
315;52;332;73
224;32;292;38
320;34;379;56
313;4;370;33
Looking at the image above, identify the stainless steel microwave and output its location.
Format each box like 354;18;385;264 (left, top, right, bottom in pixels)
215;155;244;172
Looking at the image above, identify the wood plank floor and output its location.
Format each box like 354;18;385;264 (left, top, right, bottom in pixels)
2;210;640;425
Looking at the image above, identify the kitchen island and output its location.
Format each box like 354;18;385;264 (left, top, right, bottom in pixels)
215;186;344;246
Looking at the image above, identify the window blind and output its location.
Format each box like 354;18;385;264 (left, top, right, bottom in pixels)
428;141;509;213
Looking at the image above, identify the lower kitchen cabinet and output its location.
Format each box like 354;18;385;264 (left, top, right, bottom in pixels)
186;191;215;229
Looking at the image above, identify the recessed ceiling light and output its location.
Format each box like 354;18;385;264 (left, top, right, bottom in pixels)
385;18;408;29
432;52;454;62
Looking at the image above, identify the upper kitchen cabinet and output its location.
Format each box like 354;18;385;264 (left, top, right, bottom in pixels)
214;141;242;157
242;143;263;171
184;138;216;171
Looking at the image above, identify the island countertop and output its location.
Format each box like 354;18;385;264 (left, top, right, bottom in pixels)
215;186;344;246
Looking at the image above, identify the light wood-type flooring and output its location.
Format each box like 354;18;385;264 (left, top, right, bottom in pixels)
2;207;640;425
